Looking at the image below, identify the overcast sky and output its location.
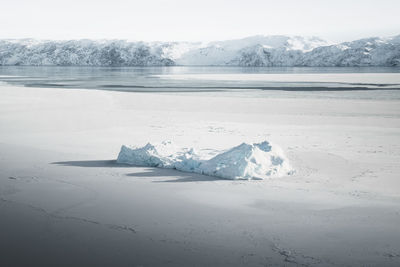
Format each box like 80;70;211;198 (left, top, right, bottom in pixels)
1;0;399;42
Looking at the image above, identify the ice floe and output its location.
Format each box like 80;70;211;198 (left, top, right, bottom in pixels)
117;141;293;180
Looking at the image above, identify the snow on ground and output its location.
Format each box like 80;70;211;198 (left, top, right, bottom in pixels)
0;84;400;266
117;141;293;180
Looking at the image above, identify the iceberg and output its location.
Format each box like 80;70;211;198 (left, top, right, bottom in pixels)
117;141;293;180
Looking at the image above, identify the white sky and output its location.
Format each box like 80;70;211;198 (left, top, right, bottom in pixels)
1;0;399;42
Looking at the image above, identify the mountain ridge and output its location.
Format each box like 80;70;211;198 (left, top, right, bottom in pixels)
0;35;399;66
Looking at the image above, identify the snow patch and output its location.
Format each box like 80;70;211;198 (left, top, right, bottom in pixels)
117;141;294;180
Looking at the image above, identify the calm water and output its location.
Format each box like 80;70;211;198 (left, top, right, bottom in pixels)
1;66;400;99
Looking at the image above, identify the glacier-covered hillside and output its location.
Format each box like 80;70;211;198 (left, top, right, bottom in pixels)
0;35;399;66
0;39;176;66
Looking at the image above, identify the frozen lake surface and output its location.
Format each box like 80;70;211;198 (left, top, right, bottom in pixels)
1;66;400;98
0;66;400;266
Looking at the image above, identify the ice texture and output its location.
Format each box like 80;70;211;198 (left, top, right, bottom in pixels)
117;141;293;180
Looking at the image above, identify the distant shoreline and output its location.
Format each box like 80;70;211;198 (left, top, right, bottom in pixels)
22;83;400;92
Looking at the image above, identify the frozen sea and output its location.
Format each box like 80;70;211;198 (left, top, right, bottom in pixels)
1;66;400;266
1;66;400;100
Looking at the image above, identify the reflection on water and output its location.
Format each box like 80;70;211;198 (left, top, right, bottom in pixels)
0;66;400;99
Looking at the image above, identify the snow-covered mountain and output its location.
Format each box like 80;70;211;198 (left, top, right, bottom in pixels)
299;36;400;67
0;39;175;66
0;35;399;66
176;35;329;65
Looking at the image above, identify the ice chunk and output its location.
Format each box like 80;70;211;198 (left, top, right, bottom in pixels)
117;141;293;180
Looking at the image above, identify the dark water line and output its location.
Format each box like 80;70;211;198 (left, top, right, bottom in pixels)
22;83;400;92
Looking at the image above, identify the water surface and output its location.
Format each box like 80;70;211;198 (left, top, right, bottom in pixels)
1;66;400;100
